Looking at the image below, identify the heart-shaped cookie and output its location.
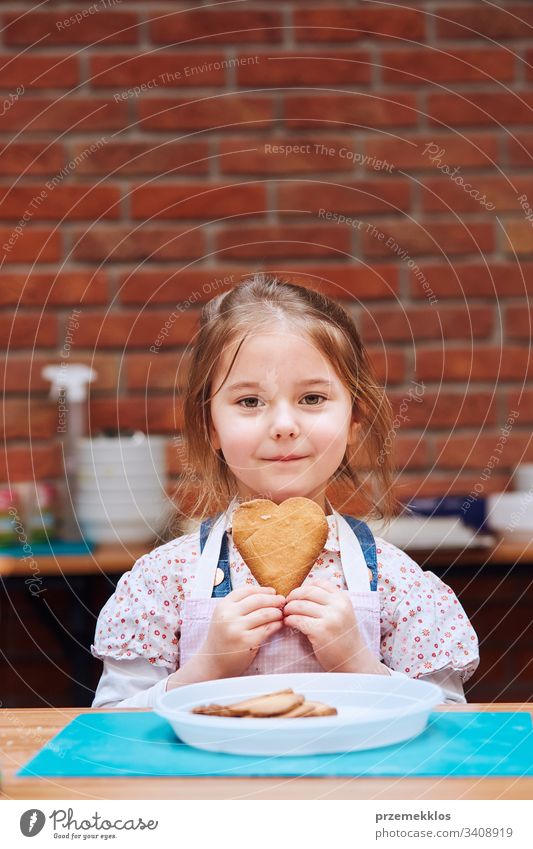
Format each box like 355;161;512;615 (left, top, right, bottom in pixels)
231;497;329;596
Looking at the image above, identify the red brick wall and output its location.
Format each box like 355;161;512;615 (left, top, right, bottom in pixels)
2;1;532;503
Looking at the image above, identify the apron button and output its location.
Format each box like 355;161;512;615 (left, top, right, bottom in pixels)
213;567;225;587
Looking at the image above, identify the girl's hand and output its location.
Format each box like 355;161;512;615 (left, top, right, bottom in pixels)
283;579;376;673
198;585;286;679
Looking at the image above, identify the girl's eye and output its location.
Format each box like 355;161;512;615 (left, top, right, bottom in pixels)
236;394;326;408
301;394;326;405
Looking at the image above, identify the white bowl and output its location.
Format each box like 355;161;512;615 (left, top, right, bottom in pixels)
76;499;166;522
78;435;166;458
486;492;533;541
154;672;443;756
513;464;533;493
79;518;160;544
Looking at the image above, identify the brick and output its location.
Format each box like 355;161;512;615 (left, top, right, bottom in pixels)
504;390;533;424
215;225;351;259
294;8;425;41
279;180;411;216
393;436;430;469
0;55;79;89
362;220;494;257
0;444;61;483
219;137;358;175
72;140;209;175
507;131;533;166
118;268;240;304
434;433;533;469
131;183;265;220
4;11;138;45
90;53;226;87
149;10;283;44
138;96;273;131
504;221;533;256
72;226;203;262
0;272;108;306
0;228;61;263
4;400;59;440
428;93;533;126
362;134;498;171
506;306;532;339
0;98;128;131
284;93;417;128
126;352;191;390
414;346;533;382
73;310;199;349
436;6;533;40
1;354;119;393
118;264;399;304
270;264;400;301
0;314;57;348
395;471;509;499
236;51;371;85
382;49;514;84
409;263;533;299
0;143;65;175
0;186;120;220
367;349;406;385
423;177;533;213
89;396;184;434
362;306;493;342
388;390;497;429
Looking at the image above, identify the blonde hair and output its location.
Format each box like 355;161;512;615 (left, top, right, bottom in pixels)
160;272;400;541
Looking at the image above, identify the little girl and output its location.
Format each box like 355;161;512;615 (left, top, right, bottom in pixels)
91;273;479;707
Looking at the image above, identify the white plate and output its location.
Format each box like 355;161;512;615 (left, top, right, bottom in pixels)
154;672;443;756
368;516;494;550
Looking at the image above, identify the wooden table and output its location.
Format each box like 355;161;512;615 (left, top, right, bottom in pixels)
1;703;531;800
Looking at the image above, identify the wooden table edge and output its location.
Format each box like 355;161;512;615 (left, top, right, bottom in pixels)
1;703;531;800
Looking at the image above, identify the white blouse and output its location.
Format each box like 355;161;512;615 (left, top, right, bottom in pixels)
92;515;479;707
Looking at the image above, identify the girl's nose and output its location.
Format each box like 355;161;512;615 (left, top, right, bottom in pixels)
269;405;300;439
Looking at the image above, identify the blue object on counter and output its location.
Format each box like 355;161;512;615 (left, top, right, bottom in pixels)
17;710;533;778
0;538;95;556
405;496;487;532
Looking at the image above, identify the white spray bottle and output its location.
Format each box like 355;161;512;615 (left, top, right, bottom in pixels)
42;364;96;542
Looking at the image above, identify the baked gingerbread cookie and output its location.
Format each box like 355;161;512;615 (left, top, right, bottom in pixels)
231;497;329;596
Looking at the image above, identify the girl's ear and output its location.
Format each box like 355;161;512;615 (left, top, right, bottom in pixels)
209;420;220;451
347;418;360;446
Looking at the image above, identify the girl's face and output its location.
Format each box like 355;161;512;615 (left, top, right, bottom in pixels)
209;329;359;511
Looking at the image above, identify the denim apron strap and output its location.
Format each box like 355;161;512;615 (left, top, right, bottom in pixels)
199;514;232;598
340;514;378;591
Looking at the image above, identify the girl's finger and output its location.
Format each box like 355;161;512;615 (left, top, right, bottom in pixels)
283;614;314;637
285;585;331;605
243;606;284;630
229;584;275;602
308;578;336;592
238;592;285;615
283;599;323;619
248;619;284;638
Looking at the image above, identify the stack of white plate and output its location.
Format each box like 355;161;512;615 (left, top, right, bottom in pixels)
75;433;171;544
367;515;492;550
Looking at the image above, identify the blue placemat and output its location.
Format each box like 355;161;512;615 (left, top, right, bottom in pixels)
17;711;533;778
1;539;94;557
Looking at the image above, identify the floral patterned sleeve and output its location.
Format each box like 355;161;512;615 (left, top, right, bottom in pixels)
90;533;201;669
375;538;480;683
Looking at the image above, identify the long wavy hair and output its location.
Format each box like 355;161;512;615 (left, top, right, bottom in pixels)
159;272;400;541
